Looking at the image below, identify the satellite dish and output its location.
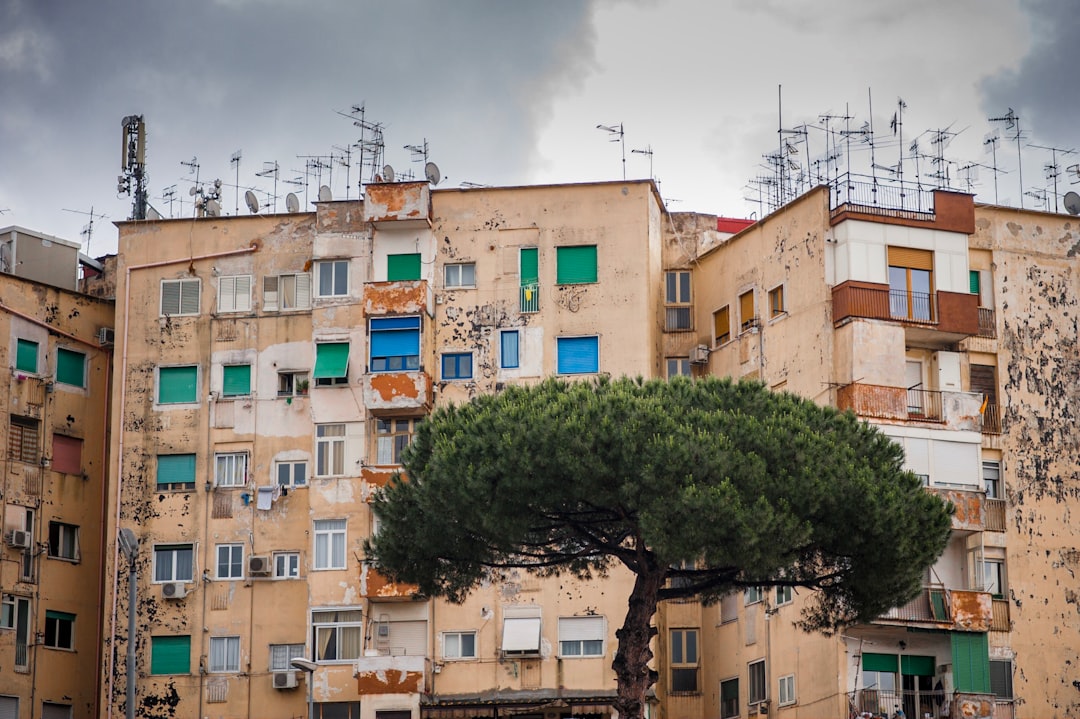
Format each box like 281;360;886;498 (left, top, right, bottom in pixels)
382;165;395;182
425;161;441;186
245;190;259;214
146;206;163;221
206;199;221;217
318;185;332;202
189;186;198;196
1064;191;1080;216
285;193;300;213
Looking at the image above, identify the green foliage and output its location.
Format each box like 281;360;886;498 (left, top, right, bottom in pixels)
366;376;952;632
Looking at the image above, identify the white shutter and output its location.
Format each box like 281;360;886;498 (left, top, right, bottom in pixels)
502;617;541;652
234;275;252;312
218;277;236;313
263;276;279;311
387;621;427;656
345;422;364;476
179;279;200;315
558;616;604;642
294;273;312;310
161;280;181;315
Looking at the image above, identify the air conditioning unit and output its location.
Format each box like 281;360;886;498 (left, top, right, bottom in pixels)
7;530;30;549
248;555;271;576
161;582;188;599
272;671;298;689
97;327;115;345
689;344;710;364
757;701;770;715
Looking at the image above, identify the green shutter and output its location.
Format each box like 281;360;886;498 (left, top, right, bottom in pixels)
158;366;198;404
901;655;936;677
387;253;421;281
151;635;191;674
56;348;86;387
157;454;196;486
969;270;981;295
556;245;598;284
520;248;539;286
862;653;899;672
45;610;75;622
16;339;37;373
222;365;251;396
313;343;350;379
951;632;991;693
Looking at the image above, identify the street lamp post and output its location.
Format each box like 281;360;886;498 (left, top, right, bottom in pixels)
117;528;139;719
291;658;318;719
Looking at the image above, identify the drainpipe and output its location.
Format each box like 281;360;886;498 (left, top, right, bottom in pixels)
105;242;258;719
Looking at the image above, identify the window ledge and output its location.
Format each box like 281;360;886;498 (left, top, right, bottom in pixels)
47;556;81;564
668;691;701;697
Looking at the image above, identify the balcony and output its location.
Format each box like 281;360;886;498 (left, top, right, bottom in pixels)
981;403;1002;435
520;283;539;313
836;383;984;431
363;182;432;227
879;586;993;631
359;562;422;600
355;654;429;696
363;371;433;416
926;487;992;532
849;689;999;719
829;176;975;235
832;281;980;340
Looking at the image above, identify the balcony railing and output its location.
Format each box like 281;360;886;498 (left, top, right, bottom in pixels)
837;383;943;423
848;688;940;719
982;403;1002;434
830;174;937;217
520;284;539;313
991;597;1010;631
977;307;997;338
665;306;693;332
881;585;950;623
15;641;28;668
985;498;1006;532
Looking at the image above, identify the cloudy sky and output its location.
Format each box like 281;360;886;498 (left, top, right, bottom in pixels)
1;0;1076;256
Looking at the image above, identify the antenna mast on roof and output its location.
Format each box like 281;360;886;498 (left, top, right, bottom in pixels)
230;151;242;215
339;102;386;188
631;145;654;180
1028;143;1076;213
118;115;149;220
989;108;1024;208
596;123;626;180
62;206;109;255
982;131;1003;204
332;145;353;200
160;185;178;218
256;162;280;213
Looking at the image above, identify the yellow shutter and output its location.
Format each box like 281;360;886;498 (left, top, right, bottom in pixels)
887;246;934;270
739;290;755;326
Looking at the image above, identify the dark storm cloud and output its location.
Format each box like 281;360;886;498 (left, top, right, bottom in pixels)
0;0;597;249
981;0;1080;145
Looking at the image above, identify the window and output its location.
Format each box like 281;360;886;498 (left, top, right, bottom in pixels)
713;306;730;345
984;559;1005;598
739;290;756;330
778;673;796;706
744;586;764;604
44;610;74;649
720;593;739;624
158;365;198;404
48;522;79;561
387;253;421;281
15;338;38;373
888;246;934;321
157;454;196;491
556;336;599;375
720;677;740;719
312;609;363;661
2;594;30;669
9;415;39;463
369;317;421;372
970;269;981;296
263;273;312;311
270;643;307;671
951;632;991;693
775;585;793;606
443;631;477;659
161;278;200;316
319;703;361;719
277;461;308;487
216;544;244;580
748;659;767;704
502;614;542;656
314;343;349;386
209;636;241;672
670;628;699;692
316;424;346;477
41;703;70;719
56;348;86;387
666;358;691;378
862;653;898;693
445;263;476;288
983;460;1001;499
500;330;520;369
51;434;83;474
217;275;252;313
154;544;194;583
376;419;415;465
222;364;251;397
768;285;786;318
214;452;247;487
990;659;1013;699
558;616;604;657
151;635;191;674
441;352;473;380
313;519;346;570
274;552;300;579
665;270;692;330
278;371;309;397
316;260;349;297
519;247;539;312
556;245;597;284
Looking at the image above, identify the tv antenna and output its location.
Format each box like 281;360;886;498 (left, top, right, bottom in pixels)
118;115;149;220
818;109;853;187
160;185;178;217
890;98;908;190
298;155;332;205
404;139;429;165
1023;187;1047;209
230;151;242;215
256;161;280;213
62;206;109;255
982;131;1004;204
189;179;223;217
928;127;960;189
989;108;1025;208
631;145;654;179
596;122;626;180
332;145;354;200
339;102;386;187
1028;143;1076;213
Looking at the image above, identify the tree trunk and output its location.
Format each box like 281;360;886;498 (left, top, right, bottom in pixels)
611;569;663;719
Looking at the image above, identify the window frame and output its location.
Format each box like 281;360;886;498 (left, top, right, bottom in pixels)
56;347;87;388
44;610;75;650
270;643;307;671
316;260;349;298
278;370;310;397
47;521;80;561
441;352;473;381
744;586;764;605
666;357;691;378
276;461;308;488
983;460;1001;499
748;658;767;705
720;677;740;719
208;635;241;673
312;608;364;663
442;630;478;660
555;245;598;285
768;284;786;319
216;543;244;580
557;616;605;658
157;365;199;405
263;273;312;312
778;673;796;706
153;544;195;583
669;628;700;693
664;270;693;331
739;289;757;331
214;452;248;488
160;278;201;317
157;453;196;491
375;418;415;466
713;305;731;346
9;415;40;464
444;263;476;289
217;275;252;313
150;635;192;675
775;585;793;606
274;551;301;579
313;519;347;570
313;342;350;387
983;558;1005;599
500;330;520;369
369;316;421;373
315;424;346;478
15;338;39;374
51;433;83;474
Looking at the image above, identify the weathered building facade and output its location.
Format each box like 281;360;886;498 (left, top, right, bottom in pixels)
1;262;115;719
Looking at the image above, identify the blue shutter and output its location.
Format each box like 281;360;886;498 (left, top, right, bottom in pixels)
370;318;421;358
557;337;599;375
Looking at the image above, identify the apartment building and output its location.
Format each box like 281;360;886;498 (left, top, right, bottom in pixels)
0;248;115;719
100;179;675;719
